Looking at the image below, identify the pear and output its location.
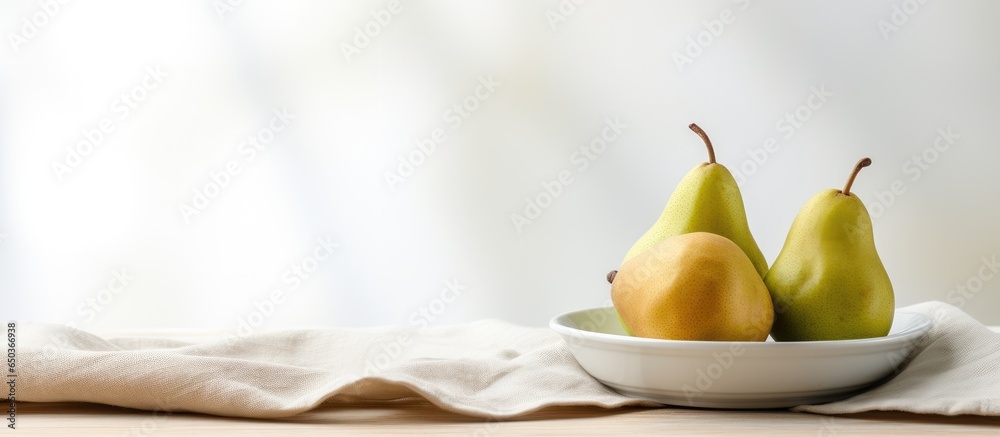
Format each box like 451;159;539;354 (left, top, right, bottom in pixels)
765;158;894;341
611;232;773;341
620;124;768;277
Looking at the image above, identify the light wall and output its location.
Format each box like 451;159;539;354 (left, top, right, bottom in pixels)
2;0;998;331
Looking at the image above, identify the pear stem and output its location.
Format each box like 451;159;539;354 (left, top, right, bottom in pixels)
688;123;716;164
607;270;617;284
841;157;873;196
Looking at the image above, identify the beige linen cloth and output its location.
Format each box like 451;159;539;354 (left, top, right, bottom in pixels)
16;301;1000;418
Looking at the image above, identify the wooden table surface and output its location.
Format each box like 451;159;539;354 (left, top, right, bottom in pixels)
16;328;1000;436
18;399;1000;436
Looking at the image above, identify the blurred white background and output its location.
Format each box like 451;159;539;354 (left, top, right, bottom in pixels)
2;0;998;331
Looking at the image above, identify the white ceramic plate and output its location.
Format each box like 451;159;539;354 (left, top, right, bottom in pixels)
550;307;932;409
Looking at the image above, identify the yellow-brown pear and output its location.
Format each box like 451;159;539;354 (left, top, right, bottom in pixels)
611;232;773;341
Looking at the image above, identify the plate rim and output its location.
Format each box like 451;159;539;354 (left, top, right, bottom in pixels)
550;306;932;350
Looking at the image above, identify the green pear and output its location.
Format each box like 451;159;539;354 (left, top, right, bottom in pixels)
765;158;894;341
620;124;768;277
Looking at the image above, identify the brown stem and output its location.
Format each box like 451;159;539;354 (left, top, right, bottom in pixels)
607;270;617;284
842;157;872;196
688;123;716;164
